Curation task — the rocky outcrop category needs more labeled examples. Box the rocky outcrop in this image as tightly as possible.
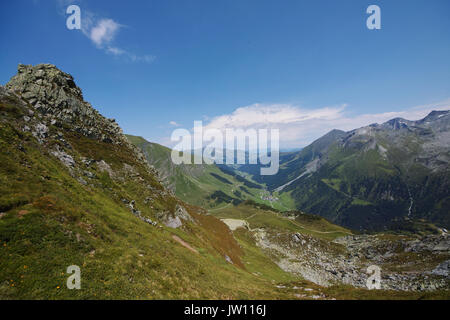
[2,63,165,177]
[332,234,450,290]
[5,64,150,166]
[253,228,449,291]
[123,199,158,226]
[7,64,122,143]
[432,260,450,277]
[156,204,194,229]
[255,229,366,287]
[50,147,75,167]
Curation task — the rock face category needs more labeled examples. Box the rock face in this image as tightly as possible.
[156,204,194,229]
[255,228,365,287]
[4,63,154,168]
[332,234,450,290]
[254,229,450,291]
[50,147,75,167]
[432,260,450,277]
[7,64,132,148]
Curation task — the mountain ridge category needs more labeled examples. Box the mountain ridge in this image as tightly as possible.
[263,110,450,231]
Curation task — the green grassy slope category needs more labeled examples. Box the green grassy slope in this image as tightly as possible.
[126,135,294,211]
[210,202,352,241]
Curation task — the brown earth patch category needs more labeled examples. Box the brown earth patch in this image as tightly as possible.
[172,235,199,254]
[17,210,29,218]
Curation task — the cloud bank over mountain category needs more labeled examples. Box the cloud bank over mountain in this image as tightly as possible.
[195,99,450,148]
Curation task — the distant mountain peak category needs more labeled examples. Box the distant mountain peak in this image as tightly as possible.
[422,110,450,121]
[327,128,347,135]
[382,117,412,130]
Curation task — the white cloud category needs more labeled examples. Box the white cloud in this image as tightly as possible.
[169,121,180,127]
[106,46,126,56]
[197,99,450,148]
[62,4,155,64]
[90,19,121,47]
[105,46,155,63]
[204,104,346,128]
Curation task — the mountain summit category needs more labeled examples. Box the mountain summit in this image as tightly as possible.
[6,64,128,146]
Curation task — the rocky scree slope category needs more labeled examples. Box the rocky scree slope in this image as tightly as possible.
[216,204,450,292]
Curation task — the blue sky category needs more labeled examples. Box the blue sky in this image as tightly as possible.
[1,0,449,148]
